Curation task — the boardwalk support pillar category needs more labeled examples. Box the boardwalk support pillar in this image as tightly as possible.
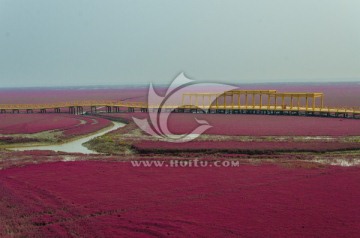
[90,106,97,114]
[76,106,83,115]
[69,107,76,114]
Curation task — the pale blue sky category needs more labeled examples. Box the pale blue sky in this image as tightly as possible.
[0,0,359,87]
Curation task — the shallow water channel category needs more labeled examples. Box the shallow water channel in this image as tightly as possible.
[12,122,125,154]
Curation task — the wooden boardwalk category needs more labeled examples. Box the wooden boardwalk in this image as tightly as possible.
[0,90,359,119]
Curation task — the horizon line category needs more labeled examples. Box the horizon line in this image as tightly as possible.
[0,80,359,90]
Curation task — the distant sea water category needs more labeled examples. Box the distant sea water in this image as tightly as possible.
[0,82,359,107]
